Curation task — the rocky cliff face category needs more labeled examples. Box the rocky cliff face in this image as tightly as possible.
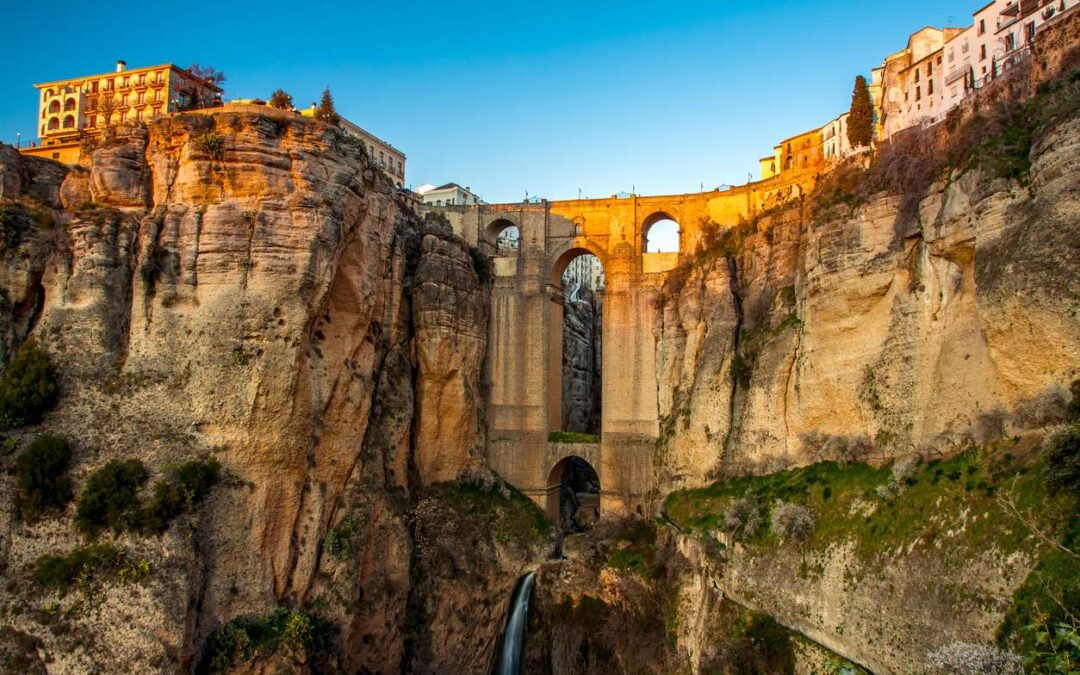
[655,114,1080,492]
[0,112,540,673]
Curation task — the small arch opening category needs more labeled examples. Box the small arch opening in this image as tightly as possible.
[643,213,680,253]
[62,115,75,129]
[485,218,520,253]
[64,97,77,112]
[48,100,61,114]
[47,117,60,131]
[546,456,600,533]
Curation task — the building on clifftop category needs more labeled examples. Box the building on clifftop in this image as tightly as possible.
[21,60,223,165]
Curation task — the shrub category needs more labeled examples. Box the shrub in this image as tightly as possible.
[0,340,60,428]
[193,132,226,160]
[892,457,919,484]
[0,202,33,250]
[139,458,220,535]
[1043,424,1080,496]
[32,543,149,596]
[771,502,814,543]
[75,459,149,536]
[201,607,331,674]
[925,642,1023,675]
[15,434,72,520]
[268,88,293,110]
[1069,379,1080,421]
[1023,620,1079,674]
[324,512,365,560]
[723,495,764,541]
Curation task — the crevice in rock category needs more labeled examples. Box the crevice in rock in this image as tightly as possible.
[723,254,745,466]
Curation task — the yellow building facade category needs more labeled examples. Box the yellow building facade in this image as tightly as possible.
[22,61,223,164]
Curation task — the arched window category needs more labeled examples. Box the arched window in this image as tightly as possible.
[48,100,61,114]
[64,98,76,111]
[47,117,60,131]
[62,115,75,129]
[44,88,54,98]
[642,213,680,253]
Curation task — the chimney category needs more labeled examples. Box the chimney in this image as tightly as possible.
[116,60,127,73]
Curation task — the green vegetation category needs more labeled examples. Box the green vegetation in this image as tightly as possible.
[139,458,221,535]
[847,75,873,148]
[200,607,332,674]
[1043,425,1079,496]
[268,88,293,110]
[606,520,663,581]
[75,457,220,537]
[324,512,365,560]
[314,87,340,125]
[424,477,552,544]
[193,132,226,160]
[15,434,72,520]
[31,543,149,596]
[665,447,1073,562]
[75,459,148,537]
[722,613,796,675]
[0,340,60,429]
[547,431,600,444]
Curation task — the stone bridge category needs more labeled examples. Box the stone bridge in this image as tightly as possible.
[435,173,812,517]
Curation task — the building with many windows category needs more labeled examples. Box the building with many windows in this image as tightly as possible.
[22,61,223,164]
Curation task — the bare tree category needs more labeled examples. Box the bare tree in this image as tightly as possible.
[178,64,226,110]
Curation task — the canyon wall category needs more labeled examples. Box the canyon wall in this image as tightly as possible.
[561,287,602,434]
[655,114,1080,492]
[0,111,542,673]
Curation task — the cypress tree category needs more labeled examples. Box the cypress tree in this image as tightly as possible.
[847,75,874,148]
[315,87,340,125]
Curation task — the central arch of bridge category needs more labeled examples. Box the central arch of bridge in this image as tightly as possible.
[437,177,811,517]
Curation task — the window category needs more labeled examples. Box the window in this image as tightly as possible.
[929,80,934,95]
[979,19,986,35]
[138,74,146,86]
[91,81,98,93]
[122,76,130,88]
[915,69,921,83]
[137,92,144,104]
[980,44,987,60]
[1005,33,1016,51]
[916,86,922,101]
[1025,22,1036,41]
[62,115,75,129]
[927,61,933,76]
[88,115,96,127]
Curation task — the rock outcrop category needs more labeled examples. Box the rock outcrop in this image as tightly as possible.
[655,114,1080,491]
[0,111,535,673]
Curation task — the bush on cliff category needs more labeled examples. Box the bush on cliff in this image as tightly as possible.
[0,340,60,429]
[200,607,333,674]
[31,543,150,597]
[15,434,72,520]
[138,458,220,535]
[75,459,149,537]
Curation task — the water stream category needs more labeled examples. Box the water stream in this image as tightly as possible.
[493,571,536,675]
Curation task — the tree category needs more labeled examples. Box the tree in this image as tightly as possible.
[179,64,226,111]
[269,89,293,110]
[847,75,874,148]
[314,87,340,125]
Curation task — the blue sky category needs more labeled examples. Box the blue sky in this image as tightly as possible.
[1,0,974,203]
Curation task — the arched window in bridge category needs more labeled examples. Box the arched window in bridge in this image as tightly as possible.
[643,213,680,253]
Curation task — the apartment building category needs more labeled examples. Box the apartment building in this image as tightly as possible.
[23,61,223,164]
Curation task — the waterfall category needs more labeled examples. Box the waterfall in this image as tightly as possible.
[493,572,536,675]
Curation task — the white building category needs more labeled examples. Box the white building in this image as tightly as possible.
[821,113,852,162]
[562,255,604,292]
[417,183,484,207]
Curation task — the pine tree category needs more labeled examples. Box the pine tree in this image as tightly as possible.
[315,87,340,125]
[847,75,874,148]
[269,89,293,110]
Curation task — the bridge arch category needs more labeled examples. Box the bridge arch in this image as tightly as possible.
[483,217,521,254]
[549,243,607,287]
[545,455,600,531]
[641,210,681,253]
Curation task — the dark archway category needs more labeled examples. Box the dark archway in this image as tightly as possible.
[546,456,600,533]
[550,249,603,435]
[485,218,520,253]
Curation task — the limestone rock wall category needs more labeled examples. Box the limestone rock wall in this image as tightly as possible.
[0,111,509,672]
[655,115,1080,491]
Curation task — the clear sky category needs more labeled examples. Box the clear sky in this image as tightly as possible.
[1,0,975,203]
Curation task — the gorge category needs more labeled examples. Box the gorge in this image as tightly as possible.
[0,14,1078,675]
